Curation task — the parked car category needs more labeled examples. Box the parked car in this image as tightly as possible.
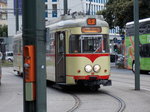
[5,51,13,62]
[115,55,125,68]
[0,52,2,60]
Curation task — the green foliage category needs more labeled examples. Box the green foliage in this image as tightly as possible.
[1,60,13,67]
[0,25,8,37]
[97,0,150,30]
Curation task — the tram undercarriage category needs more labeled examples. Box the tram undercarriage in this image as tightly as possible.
[75,79,111,91]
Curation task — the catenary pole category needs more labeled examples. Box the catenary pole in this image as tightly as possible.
[16,0,19,32]
[64,0,68,14]
[134,0,140,90]
[22,0,47,112]
[88,0,92,15]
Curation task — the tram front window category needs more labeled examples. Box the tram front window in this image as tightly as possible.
[70,35,109,53]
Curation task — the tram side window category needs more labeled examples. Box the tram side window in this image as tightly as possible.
[70,35,81,53]
[103,35,110,53]
[19,40,22,54]
[140,44,150,57]
[46,33,55,54]
[13,40,19,54]
[58,33,65,53]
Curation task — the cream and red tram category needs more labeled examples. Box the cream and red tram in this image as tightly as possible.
[46,15,111,90]
[13,15,111,90]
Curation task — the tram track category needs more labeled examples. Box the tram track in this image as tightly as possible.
[66,89,126,112]
[66,93,81,112]
[102,91,126,112]
[47,84,81,112]
[44,82,127,112]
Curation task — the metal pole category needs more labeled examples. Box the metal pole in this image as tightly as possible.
[35,0,47,111]
[134,0,140,90]
[64,0,68,14]
[88,0,92,15]
[16,0,19,32]
[22,0,46,111]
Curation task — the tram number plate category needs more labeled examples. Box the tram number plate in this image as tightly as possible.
[89,76,97,80]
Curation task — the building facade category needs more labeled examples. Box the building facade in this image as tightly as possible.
[0,0,8,53]
[0,0,7,25]
[7,0,22,37]
[46,0,108,21]
[7,0,22,51]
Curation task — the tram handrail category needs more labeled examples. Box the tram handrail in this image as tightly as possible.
[57,55,64,65]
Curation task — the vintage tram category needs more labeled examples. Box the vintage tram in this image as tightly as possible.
[13,14,111,90]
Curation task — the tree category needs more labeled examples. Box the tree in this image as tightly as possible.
[97,0,150,30]
[0,25,8,37]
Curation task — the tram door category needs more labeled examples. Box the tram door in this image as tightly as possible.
[55,32,66,83]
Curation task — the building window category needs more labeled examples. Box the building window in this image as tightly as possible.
[94,5,95,14]
[45,11,48,18]
[52,11,57,17]
[96,5,98,11]
[45,4,48,18]
[86,3,88,12]
[52,0,57,2]
[91,4,93,15]
[52,4,57,17]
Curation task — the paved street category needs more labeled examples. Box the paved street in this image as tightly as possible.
[0,66,150,112]
[0,67,23,112]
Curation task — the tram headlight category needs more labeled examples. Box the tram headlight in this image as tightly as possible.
[93,64,101,72]
[85,65,92,73]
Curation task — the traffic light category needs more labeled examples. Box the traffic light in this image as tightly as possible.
[113,37,118,43]
[114,45,118,52]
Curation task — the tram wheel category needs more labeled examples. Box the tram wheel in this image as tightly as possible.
[132,62,149,74]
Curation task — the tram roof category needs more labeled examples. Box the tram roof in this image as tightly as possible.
[46,14,109,30]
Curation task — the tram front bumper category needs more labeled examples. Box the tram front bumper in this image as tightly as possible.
[76,79,112,87]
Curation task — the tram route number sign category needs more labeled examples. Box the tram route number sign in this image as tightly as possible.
[87,18,96,25]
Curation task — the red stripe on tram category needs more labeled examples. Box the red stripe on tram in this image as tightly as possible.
[66,53,110,63]
[67,75,110,80]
